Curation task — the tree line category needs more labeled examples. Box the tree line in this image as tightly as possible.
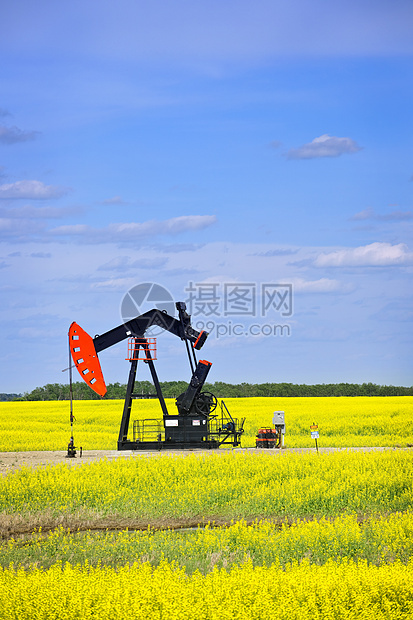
[0,393,21,402]
[4,381,413,401]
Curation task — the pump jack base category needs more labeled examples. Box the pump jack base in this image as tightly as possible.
[118,439,224,451]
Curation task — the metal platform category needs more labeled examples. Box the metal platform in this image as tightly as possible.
[129,401,245,451]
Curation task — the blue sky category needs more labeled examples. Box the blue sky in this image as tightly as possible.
[1,0,412,393]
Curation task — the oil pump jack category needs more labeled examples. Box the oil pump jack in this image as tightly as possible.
[69,301,245,450]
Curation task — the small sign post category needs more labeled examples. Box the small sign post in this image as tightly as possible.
[310,423,319,453]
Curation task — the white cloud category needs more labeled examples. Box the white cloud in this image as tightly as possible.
[0,213,216,244]
[292,277,348,293]
[0,218,46,238]
[269,140,282,149]
[111,215,216,237]
[98,255,168,271]
[101,195,127,205]
[157,243,203,253]
[91,277,135,291]
[50,215,216,242]
[0,180,69,200]
[0,125,39,144]
[351,207,413,222]
[30,252,52,258]
[49,224,89,235]
[350,207,377,221]
[0,205,83,219]
[3,0,413,61]
[314,242,413,267]
[252,248,298,257]
[286,134,362,160]
[183,273,348,295]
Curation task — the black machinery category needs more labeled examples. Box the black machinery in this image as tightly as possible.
[69,301,244,450]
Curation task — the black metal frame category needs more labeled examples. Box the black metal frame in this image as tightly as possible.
[118,336,244,450]
[118,337,169,449]
[71,300,244,451]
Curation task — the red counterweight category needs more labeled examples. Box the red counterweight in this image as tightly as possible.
[68,322,107,397]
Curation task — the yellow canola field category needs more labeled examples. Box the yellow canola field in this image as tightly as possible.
[0,398,412,620]
[1,450,412,521]
[0,396,412,451]
[1,558,413,620]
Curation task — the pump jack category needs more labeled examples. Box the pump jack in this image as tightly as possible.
[69,301,244,450]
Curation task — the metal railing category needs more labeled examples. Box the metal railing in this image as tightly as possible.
[133,418,164,443]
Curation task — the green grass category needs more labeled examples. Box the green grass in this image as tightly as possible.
[2,512,413,573]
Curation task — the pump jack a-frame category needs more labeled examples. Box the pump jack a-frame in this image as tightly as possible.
[69,301,244,450]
